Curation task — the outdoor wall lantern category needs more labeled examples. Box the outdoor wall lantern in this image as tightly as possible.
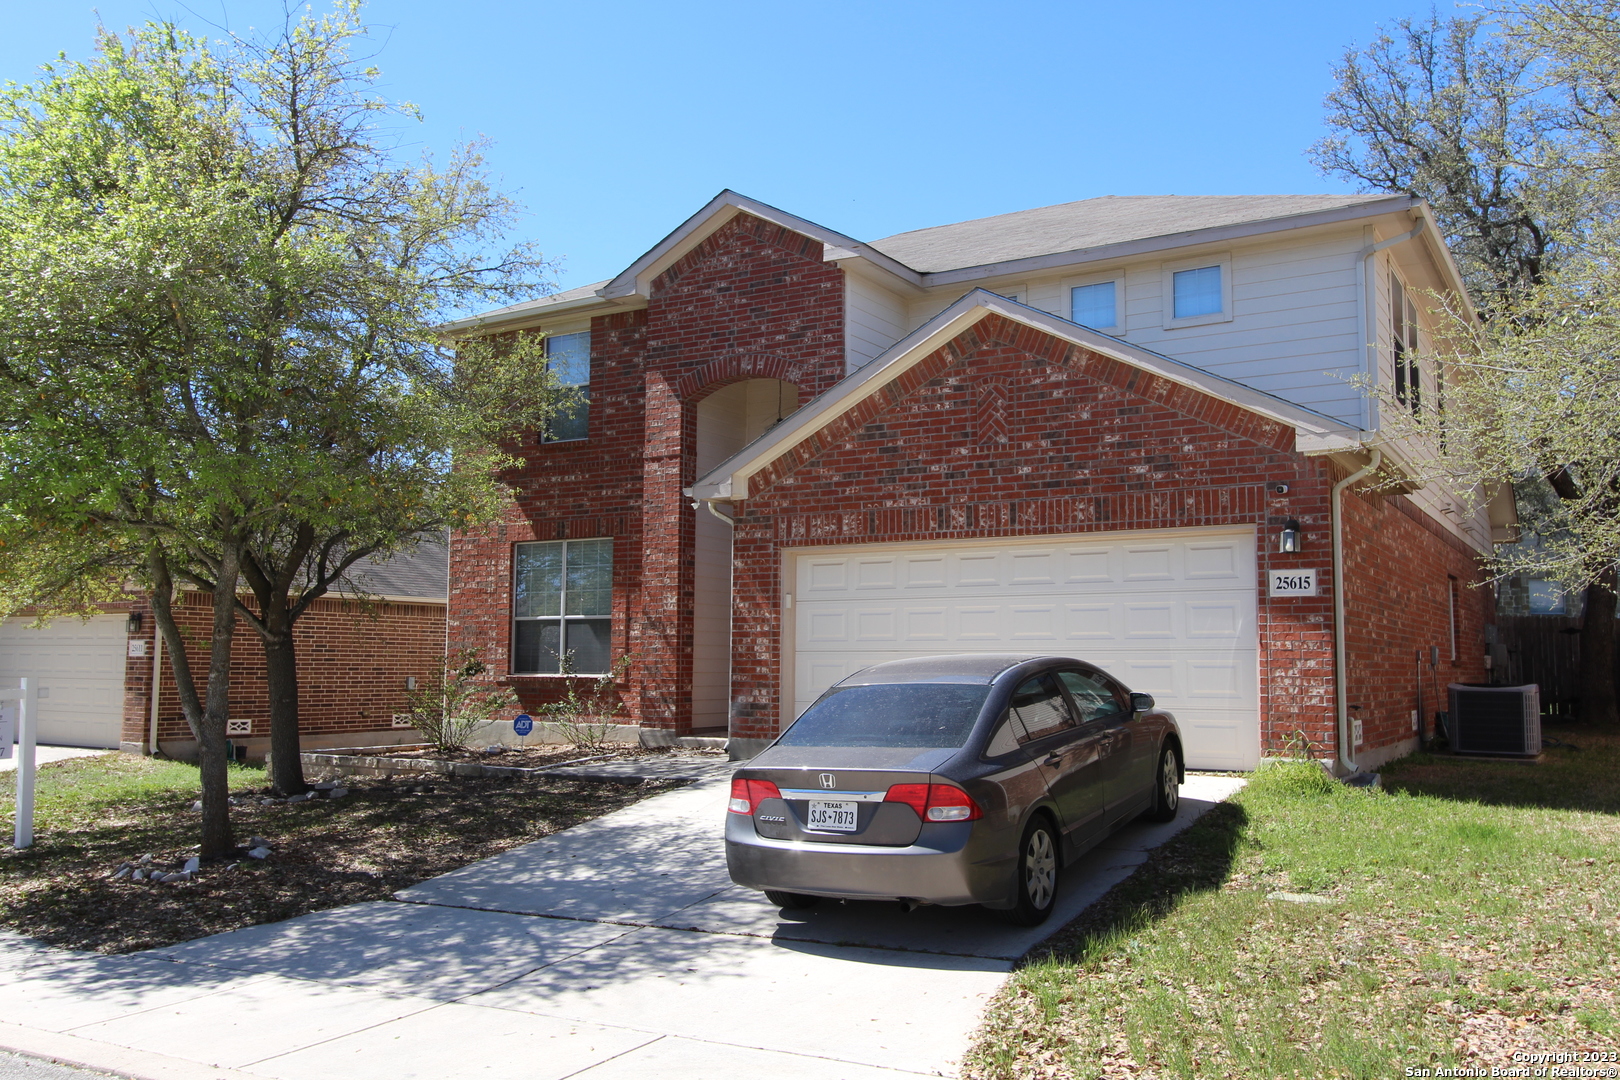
[126,611,143,634]
[1279,518,1303,553]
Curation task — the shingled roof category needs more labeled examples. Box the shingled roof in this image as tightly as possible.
[336,534,449,601]
[867,194,1397,273]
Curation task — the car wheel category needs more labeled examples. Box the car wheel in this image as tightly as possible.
[1003,817,1060,927]
[1144,743,1181,822]
[763,889,820,910]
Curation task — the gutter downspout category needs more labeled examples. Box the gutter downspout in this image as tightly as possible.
[1358,216,1427,431]
[1332,447,1381,776]
[698,499,736,527]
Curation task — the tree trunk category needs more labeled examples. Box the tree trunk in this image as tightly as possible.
[1579,566,1618,726]
[264,622,306,796]
[148,542,239,859]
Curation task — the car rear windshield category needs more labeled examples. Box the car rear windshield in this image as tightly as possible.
[777,683,992,748]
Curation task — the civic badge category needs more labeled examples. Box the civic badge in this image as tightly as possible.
[819,773,837,789]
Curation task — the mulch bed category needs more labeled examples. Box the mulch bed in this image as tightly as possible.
[0,771,679,955]
[379,744,725,767]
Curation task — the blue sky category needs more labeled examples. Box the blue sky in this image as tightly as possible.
[1,0,1439,292]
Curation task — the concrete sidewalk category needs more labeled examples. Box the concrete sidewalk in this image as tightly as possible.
[0,774,1243,1080]
[0,747,108,773]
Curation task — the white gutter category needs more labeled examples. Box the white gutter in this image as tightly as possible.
[1331,447,1381,775]
[698,499,736,527]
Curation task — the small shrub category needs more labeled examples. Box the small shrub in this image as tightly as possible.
[402,649,517,752]
[539,653,631,754]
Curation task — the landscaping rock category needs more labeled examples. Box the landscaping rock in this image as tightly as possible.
[111,866,131,881]
[138,854,153,865]
[225,863,239,871]
[191,801,203,811]
[326,787,348,799]
[182,857,200,874]
[1266,891,1336,904]
[149,871,168,883]
[247,836,270,849]
[287,791,316,803]
[131,869,146,881]
[247,846,271,860]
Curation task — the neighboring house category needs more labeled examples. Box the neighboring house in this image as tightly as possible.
[447,190,1514,772]
[0,539,449,757]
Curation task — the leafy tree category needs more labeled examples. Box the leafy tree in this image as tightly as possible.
[1310,11,1576,302]
[0,5,557,853]
[1320,3,1620,723]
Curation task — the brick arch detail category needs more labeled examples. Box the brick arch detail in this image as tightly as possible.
[675,353,814,404]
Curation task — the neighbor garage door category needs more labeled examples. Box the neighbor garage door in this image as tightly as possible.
[0,615,127,748]
[790,528,1259,770]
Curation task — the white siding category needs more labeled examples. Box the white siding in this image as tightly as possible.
[844,271,907,373]
[903,227,1371,427]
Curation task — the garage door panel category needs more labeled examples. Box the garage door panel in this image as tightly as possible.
[0,615,126,749]
[792,530,1260,770]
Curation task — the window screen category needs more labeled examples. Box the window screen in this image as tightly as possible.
[513,538,612,673]
[543,331,590,442]
[1010,674,1074,740]
[1071,281,1117,329]
[1172,266,1222,319]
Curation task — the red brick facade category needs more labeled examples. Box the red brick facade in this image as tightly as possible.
[119,590,446,756]
[448,212,1491,768]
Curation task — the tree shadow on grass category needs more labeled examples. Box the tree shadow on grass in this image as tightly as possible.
[1379,721,1620,815]
[1019,800,1250,967]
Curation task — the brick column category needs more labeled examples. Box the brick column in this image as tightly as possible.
[635,373,695,733]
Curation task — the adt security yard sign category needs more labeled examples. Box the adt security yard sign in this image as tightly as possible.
[1269,569,1320,597]
[513,714,534,737]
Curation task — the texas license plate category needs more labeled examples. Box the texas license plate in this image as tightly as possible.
[806,800,858,832]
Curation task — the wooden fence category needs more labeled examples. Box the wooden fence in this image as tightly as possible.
[1495,615,1619,716]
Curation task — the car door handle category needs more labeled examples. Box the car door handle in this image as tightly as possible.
[1043,751,1065,766]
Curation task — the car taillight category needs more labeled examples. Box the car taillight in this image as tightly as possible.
[883,783,982,822]
[728,778,782,815]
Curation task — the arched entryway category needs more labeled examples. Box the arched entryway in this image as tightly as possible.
[692,378,799,733]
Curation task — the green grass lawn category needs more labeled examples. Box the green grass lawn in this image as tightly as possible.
[965,724,1620,1079]
[0,752,671,952]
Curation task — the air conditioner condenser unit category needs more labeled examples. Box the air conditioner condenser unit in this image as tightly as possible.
[1446,683,1541,757]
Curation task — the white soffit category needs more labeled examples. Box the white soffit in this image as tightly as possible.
[689,290,1365,501]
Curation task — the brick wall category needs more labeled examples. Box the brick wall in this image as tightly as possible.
[729,313,1350,757]
[1341,481,1492,764]
[448,212,846,732]
[119,590,446,753]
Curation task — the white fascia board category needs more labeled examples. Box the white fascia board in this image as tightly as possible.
[601,190,924,300]
[688,289,1363,501]
[915,196,1420,287]
[438,289,635,337]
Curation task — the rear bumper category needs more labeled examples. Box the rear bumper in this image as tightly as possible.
[724,813,1016,907]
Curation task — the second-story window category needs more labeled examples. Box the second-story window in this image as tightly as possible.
[542,331,590,442]
[1071,281,1117,329]
[1391,274,1421,415]
[1172,265,1223,319]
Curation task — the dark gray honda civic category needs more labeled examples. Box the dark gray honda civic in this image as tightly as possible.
[726,654,1184,926]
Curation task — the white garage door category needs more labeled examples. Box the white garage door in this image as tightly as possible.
[790,528,1260,770]
[0,615,127,748]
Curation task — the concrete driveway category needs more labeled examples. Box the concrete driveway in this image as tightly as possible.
[0,773,1243,1080]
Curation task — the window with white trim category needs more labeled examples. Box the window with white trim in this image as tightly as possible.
[541,331,590,442]
[1391,273,1421,415]
[1161,254,1233,328]
[512,538,613,674]
[1071,280,1117,330]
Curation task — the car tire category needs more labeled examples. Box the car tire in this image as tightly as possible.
[1003,816,1060,927]
[1143,743,1181,822]
[763,889,820,910]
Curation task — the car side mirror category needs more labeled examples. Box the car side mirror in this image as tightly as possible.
[1130,692,1155,713]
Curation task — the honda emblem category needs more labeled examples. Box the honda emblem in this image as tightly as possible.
[819,773,836,789]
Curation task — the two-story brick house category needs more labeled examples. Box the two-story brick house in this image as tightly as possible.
[446,190,1512,773]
